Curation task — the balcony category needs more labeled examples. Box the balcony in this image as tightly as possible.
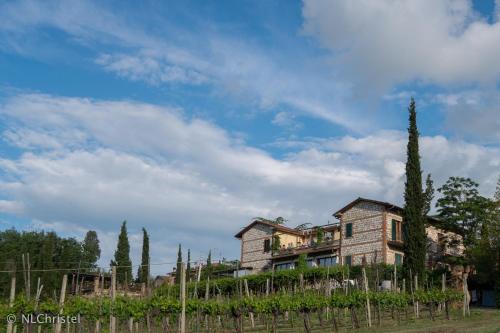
[272,238,340,258]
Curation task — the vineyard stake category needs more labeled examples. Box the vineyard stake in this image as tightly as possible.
[110,266,116,333]
[362,267,372,327]
[6,276,16,333]
[414,274,419,319]
[180,262,186,333]
[244,279,255,328]
[54,274,67,333]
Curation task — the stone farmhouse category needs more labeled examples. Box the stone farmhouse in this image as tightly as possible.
[235,197,463,274]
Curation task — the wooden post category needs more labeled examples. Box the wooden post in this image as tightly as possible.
[266,278,270,296]
[414,275,419,319]
[75,261,81,295]
[54,274,67,333]
[180,263,186,333]
[393,264,397,292]
[439,274,445,313]
[94,275,100,295]
[244,280,255,328]
[462,272,469,317]
[6,277,16,333]
[362,267,372,327]
[110,266,117,333]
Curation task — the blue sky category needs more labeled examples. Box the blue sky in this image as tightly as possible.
[0,0,499,273]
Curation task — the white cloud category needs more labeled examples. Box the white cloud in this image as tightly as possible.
[0,0,372,132]
[302,0,500,88]
[0,93,498,274]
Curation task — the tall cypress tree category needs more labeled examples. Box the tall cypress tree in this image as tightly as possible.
[114,221,132,284]
[402,98,427,282]
[206,250,212,280]
[175,244,182,284]
[186,249,191,283]
[137,228,149,284]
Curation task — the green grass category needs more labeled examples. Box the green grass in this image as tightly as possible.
[234,307,500,333]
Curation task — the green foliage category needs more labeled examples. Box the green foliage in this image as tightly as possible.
[0,229,86,298]
[436,176,496,247]
[114,221,132,284]
[186,249,191,283]
[315,227,325,244]
[271,235,281,253]
[137,228,150,284]
[82,230,101,269]
[423,173,434,216]
[296,254,307,271]
[402,97,427,282]
[175,244,182,285]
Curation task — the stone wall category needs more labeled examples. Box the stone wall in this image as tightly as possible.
[425,225,464,258]
[341,202,385,265]
[241,223,273,273]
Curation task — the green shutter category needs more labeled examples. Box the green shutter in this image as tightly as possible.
[395,253,402,265]
[391,220,397,241]
[345,255,352,266]
[346,223,353,238]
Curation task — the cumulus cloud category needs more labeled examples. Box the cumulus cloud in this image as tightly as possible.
[434,90,500,143]
[0,93,498,273]
[302,0,500,89]
[0,0,372,132]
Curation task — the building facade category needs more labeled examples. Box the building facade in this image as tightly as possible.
[235,197,463,273]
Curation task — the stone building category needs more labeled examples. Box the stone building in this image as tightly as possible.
[235,197,463,274]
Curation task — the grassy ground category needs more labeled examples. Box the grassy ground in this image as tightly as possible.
[235,307,500,333]
[354,308,500,333]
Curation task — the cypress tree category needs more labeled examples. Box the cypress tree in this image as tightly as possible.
[114,221,132,284]
[186,249,191,282]
[206,250,212,279]
[175,244,182,284]
[402,98,427,282]
[137,228,149,284]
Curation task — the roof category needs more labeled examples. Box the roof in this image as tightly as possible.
[234,219,303,238]
[333,197,403,218]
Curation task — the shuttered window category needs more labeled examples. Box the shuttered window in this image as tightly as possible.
[391,219,402,241]
[395,253,403,265]
[344,255,352,266]
[264,239,271,252]
[346,223,353,238]
[392,219,397,240]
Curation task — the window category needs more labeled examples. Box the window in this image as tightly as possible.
[306,259,316,268]
[275,262,294,270]
[395,253,403,265]
[263,239,271,252]
[345,223,353,238]
[318,256,337,267]
[344,255,352,266]
[391,219,402,241]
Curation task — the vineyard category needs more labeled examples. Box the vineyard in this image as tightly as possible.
[0,265,473,333]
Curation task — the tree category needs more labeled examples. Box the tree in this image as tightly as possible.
[436,177,493,247]
[186,249,191,283]
[206,250,212,280]
[470,177,500,308]
[297,254,307,271]
[137,228,149,284]
[254,216,287,225]
[402,98,427,282]
[114,221,132,284]
[315,227,325,244]
[82,230,100,269]
[175,244,182,284]
[271,235,281,253]
[423,173,434,216]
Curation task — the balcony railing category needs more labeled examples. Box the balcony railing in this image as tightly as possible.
[272,239,340,257]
